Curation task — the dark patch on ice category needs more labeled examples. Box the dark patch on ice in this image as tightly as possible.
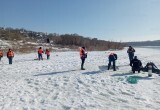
[99,65,119,71]
[82,70,102,75]
[81,65,112,74]
[111,72,134,76]
[62,105,71,110]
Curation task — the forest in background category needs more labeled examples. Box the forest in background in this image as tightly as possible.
[0,27,124,52]
[125,40,160,46]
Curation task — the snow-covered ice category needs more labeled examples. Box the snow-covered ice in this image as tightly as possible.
[0,47,160,110]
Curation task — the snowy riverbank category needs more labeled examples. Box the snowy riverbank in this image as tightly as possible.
[0,47,160,110]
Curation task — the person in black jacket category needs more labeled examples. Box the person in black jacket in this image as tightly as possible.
[108,53,117,71]
[127,46,135,64]
[130,56,142,73]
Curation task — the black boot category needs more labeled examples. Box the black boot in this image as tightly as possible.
[108,64,110,70]
[81,65,85,70]
[81,66,85,70]
[108,61,111,70]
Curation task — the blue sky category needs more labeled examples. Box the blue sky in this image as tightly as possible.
[0,0,160,41]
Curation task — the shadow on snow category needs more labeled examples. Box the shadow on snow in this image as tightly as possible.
[34,69,77,76]
[82,70,104,75]
[111,72,135,76]
[112,72,154,80]
[82,65,108,75]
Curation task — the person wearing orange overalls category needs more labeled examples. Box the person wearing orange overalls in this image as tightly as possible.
[45,49,50,60]
[80,47,87,70]
[38,47,43,60]
[7,49,14,64]
[0,49,3,62]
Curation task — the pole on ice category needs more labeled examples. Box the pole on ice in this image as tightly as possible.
[148,65,152,77]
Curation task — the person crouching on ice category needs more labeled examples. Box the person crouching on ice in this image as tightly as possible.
[108,52,117,71]
[7,49,14,64]
[130,56,142,73]
[45,49,50,60]
[0,49,3,62]
[80,47,87,70]
[38,47,43,60]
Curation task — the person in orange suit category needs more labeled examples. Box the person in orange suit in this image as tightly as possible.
[7,49,14,64]
[38,47,43,60]
[45,49,50,60]
[0,49,3,62]
[80,47,87,70]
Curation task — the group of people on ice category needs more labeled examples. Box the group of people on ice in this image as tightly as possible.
[0,46,160,75]
[37,47,50,60]
[0,47,50,64]
[127,46,159,75]
[79,46,136,71]
[79,46,160,76]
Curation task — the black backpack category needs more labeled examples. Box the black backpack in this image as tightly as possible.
[142,62,160,74]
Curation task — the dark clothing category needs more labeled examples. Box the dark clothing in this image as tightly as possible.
[128,53,134,63]
[108,60,116,71]
[47,55,50,60]
[81,54,86,70]
[108,53,117,71]
[109,54,117,61]
[0,57,1,61]
[37,47,43,60]
[81,58,85,70]
[8,57,13,64]
[127,48,135,63]
[45,49,50,60]
[130,59,142,73]
[38,53,43,60]
[80,47,87,70]
[142,62,160,74]
[47,38,50,43]
[7,49,14,64]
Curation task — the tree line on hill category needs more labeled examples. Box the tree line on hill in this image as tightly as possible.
[125,40,160,46]
[0,27,125,51]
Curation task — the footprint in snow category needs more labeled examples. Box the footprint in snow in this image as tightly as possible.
[117,98,129,103]
[134,97,146,101]
[121,91,134,96]
[53,83,59,87]
[108,90,115,95]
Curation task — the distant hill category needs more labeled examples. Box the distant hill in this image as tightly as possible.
[125,40,160,46]
[0,27,124,52]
